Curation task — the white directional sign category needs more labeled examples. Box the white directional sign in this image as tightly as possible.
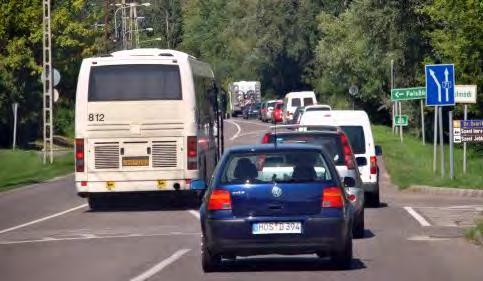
[455,85,477,104]
[425,64,455,106]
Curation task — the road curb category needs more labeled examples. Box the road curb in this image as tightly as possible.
[407,185,483,198]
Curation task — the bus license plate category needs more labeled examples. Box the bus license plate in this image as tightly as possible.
[122,156,149,167]
[252,222,302,234]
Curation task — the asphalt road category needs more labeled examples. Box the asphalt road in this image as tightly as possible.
[1,118,482,281]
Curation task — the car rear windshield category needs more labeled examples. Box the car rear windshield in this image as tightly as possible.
[306,107,330,112]
[267,102,276,108]
[291,98,301,107]
[303,97,314,106]
[340,126,366,154]
[267,133,345,165]
[275,103,283,109]
[88,64,182,101]
[221,150,333,184]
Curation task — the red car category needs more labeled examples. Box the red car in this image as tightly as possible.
[271,102,284,123]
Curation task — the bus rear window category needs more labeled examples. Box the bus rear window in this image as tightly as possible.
[88,64,182,101]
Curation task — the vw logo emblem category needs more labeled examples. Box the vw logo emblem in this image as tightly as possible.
[271,186,282,198]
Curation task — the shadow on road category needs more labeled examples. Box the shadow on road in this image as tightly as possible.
[215,256,366,272]
[365,202,388,209]
[86,192,201,212]
[357,229,376,239]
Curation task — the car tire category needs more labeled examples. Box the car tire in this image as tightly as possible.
[367,187,380,207]
[332,235,352,270]
[201,242,221,272]
[353,209,365,239]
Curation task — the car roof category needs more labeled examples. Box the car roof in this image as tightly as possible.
[227,143,324,153]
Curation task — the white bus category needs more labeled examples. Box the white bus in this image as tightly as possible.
[75,49,224,209]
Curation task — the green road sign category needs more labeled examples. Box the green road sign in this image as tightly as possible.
[394,115,408,126]
[391,87,426,101]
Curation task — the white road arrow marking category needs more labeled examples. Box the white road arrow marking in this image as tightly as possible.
[444,68,449,101]
[429,69,442,102]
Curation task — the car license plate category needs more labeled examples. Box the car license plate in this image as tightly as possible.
[252,222,302,234]
[122,156,149,167]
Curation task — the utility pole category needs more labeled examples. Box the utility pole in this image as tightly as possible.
[121,0,127,49]
[133,4,140,48]
[42,0,54,164]
[104,0,109,42]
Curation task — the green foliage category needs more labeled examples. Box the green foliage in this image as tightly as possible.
[420,0,483,118]
[373,125,483,189]
[0,149,73,191]
[0,0,103,148]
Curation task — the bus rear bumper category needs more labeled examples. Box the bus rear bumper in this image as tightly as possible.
[76,179,198,194]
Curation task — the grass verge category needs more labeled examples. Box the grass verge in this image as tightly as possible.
[373,125,483,189]
[0,149,73,192]
[465,221,483,245]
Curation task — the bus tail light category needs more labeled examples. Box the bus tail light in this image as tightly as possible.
[370,156,377,174]
[187,136,197,170]
[340,133,355,170]
[208,189,232,210]
[321,187,344,208]
[75,138,85,172]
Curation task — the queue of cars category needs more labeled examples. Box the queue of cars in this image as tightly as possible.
[197,91,382,272]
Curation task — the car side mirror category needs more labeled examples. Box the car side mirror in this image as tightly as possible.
[375,145,382,156]
[356,156,367,166]
[343,177,356,188]
[190,179,207,190]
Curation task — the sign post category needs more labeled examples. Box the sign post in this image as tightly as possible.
[420,100,425,145]
[454,85,477,174]
[425,64,455,177]
[12,103,18,150]
[449,111,454,180]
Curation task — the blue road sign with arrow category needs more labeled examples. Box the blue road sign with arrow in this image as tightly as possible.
[425,64,455,106]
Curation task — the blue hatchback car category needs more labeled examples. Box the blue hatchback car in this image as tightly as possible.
[197,144,354,272]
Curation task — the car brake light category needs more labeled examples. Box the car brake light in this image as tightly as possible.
[261,133,271,144]
[370,156,377,174]
[75,138,84,172]
[187,136,197,170]
[340,133,355,170]
[322,187,344,208]
[208,189,232,210]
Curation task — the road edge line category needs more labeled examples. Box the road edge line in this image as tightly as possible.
[130,248,191,281]
[403,206,431,227]
[0,203,88,234]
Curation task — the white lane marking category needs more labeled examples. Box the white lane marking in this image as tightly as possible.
[407,235,450,241]
[0,203,88,234]
[0,232,201,245]
[233,119,271,127]
[188,210,200,219]
[225,119,242,141]
[404,206,431,227]
[130,249,191,281]
[237,130,268,138]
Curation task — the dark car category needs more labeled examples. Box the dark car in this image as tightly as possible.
[242,103,261,119]
[261,125,365,238]
[197,144,354,272]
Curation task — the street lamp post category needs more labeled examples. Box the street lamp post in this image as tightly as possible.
[112,2,151,49]
[139,37,162,46]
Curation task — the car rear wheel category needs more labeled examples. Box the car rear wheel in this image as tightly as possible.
[353,209,365,238]
[366,187,380,207]
[331,235,352,269]
[201,242,221,272]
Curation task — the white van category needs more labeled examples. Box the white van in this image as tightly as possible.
[282,91,317,123]
[75,49,223,209]
[300,110,381,206]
